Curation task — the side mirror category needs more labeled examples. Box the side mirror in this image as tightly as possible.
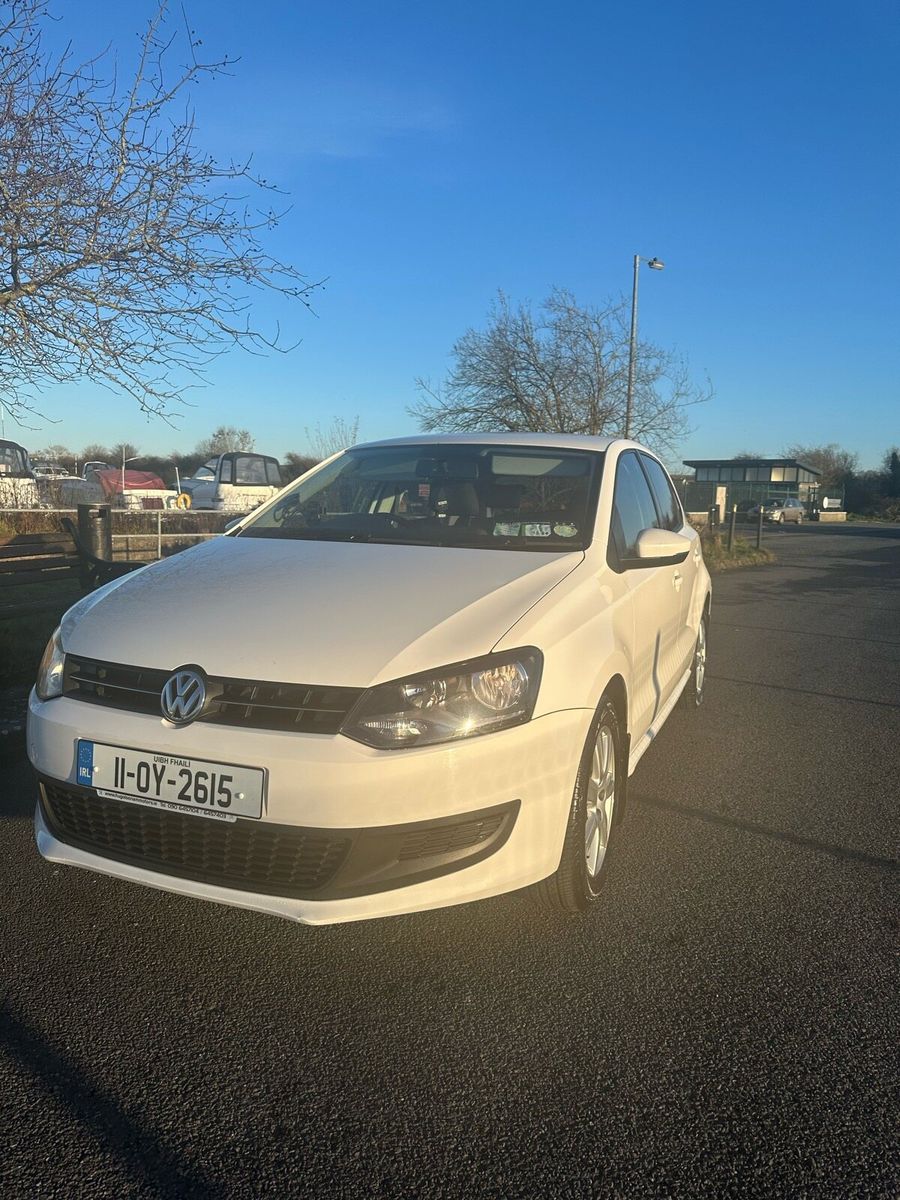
[625,527,691,569]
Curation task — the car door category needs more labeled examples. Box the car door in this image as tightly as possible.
[608,451,684,743]
[639,452,699,679]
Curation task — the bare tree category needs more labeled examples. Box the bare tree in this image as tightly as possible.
[305,415,359,459]
[79,442,113,463]
[194,425,254,456]
[31,441,71,463]
[782,443,858,489]
[109,440,140,463]
[282,450,319,481]
[0,1,318,423]
[411,289,710,457]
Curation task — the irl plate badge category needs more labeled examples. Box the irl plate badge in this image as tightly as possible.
[77,740,94,786]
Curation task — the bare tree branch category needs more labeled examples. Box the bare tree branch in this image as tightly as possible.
[411,288,711,458]
[0,0,320,422]
[304,415,359,459]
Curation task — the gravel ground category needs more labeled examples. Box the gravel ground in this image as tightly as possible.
[1,521,897,1199]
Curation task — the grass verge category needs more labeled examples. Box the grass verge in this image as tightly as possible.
[701,535,775,572]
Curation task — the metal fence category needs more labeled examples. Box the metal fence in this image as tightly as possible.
[0,508,231,562]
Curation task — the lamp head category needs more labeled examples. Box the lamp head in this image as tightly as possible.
[647,257,665,271]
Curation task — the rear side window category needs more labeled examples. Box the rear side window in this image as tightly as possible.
[609,451,658,563]
[639,454,684,532]
[219,458,233,483]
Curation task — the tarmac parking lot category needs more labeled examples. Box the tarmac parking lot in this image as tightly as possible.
[1,522,898,1198]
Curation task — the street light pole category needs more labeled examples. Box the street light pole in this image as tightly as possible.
[625,254,664,439]
[121,451,140,499]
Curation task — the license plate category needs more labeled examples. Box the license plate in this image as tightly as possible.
[76,741,265,822]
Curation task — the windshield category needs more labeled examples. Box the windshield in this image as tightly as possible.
[239,443,601,551]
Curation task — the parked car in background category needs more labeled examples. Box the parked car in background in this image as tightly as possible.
[178,452,283,512]
[750,497,805,524]
[0,439,41,508]
[30,434,711,925]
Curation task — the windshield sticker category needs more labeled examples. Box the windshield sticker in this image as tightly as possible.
[493,522,521,537]
[523,523,552,537]
[418,483,431,498]
[553,523,578,538]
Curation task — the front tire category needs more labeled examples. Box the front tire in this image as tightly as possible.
[534,698,624,914]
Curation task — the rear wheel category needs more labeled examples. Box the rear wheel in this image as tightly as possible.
[534,698,623,914]
[683,611,708,707]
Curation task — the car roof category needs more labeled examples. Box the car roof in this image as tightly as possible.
[353,432,626,453]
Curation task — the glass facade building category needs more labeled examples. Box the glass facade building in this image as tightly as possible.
[679,458,821,512]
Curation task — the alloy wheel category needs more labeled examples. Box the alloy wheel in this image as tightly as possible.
[585,724,616,879]
[694,619,707,698]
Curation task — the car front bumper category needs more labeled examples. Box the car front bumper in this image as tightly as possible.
[28,691,592,924]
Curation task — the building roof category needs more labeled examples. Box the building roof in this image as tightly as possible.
[683,457,820,474]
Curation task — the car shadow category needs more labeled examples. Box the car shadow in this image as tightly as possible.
[636,792,899,874]
[0,1003,218,1197]
[0,760,39,819]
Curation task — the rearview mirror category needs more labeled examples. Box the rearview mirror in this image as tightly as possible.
[625,527,691,569]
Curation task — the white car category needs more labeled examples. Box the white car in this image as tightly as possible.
[28,435,711,925]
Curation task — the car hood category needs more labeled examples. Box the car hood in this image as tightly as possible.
[62,535,583,687]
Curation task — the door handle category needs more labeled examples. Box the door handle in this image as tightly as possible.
[673,572,683,592]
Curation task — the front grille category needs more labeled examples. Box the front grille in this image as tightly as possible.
[63,655,363,735]
[41,783,352,898]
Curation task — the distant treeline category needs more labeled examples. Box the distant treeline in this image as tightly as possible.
[29,424,325,490]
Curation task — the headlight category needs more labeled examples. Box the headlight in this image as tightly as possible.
[36,627,66,700]
[341,648,543,750]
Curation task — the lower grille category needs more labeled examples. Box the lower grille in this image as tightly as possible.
[397,813,506,860]
[41,783,351,898]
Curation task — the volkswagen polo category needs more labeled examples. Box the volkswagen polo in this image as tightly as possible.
[28,435,711,924]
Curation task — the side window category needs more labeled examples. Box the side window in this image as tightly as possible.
[219,458,233,484]
[609,451,659,564]
[640,454,684,532]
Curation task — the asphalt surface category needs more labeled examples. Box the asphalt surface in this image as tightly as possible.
[1,522,898,1198]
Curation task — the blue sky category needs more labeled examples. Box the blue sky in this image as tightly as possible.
[12,0,899,468]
